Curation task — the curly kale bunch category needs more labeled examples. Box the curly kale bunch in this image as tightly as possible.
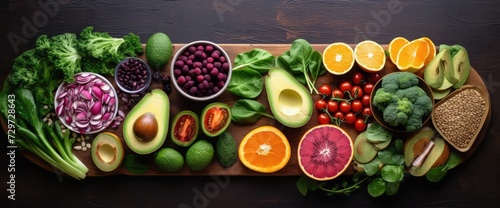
[372,72,433,132]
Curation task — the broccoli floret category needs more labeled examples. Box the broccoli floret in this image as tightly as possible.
[372,88,395,111]
[372,72,433,132]
[47,33,82,83]
[395,86,427,103]
[79,26,143,63]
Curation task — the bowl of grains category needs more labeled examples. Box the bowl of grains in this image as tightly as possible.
[431,85,490,152]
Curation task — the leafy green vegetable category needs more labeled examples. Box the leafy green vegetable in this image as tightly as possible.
[124,154,150,174]
[364,158,381,176]
[233,48,274,73]
[367,178,386,197]
[6,89,88,180]
[385,182,400,196]
[378,146,404,165]
[79,26,142,75]
[366,123,393,143]
[276,39,326,94]
[231,99,274,124]
[426,151,462,182]
[297,172,369,197]
[44,33,82,83]
[381,165,404,183]
[227,68,263,98]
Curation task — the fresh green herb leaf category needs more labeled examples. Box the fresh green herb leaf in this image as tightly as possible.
[231,99,274,124]
[227,68,263,98]
[426,165,448,182]
[381,165,404,183]
[447,151,462,170]
[276,39,324,94]
[233,49,274,73]
[367,178,386,197]
[386,182,400,196]
[296,175,309,196]
[366,123,393,143]
[394,138,404,153]
[124,154,150,174]
[364,158,381,176]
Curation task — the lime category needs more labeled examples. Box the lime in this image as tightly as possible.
[186,140,214,171]
[145,32,173,70]
[154,148,184,172]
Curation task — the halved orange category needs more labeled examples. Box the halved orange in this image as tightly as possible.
[419,37,436,66]
[354,40,386,72]
[322,42,355,75]
[396,39,430,73]
[388,37,409,65]
[238,126,291,173]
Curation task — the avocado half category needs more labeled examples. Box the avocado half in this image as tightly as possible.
[265,67,313,128]
[123,89,169,155]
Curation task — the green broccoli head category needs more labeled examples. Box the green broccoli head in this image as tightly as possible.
[374,72,433,132]
[48,33,82,83]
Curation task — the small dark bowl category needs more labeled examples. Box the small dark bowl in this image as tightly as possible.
[370,73,434,133]
[114,57,152,94]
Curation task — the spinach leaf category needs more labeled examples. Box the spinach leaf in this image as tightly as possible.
[367,178,386,197]
[233,49,274,74]
[381,165,404,183]
[364,158,381,176]
[276,39,324,94]
[227,68,263,98]
[426,165,448,182]
[15,89,42,131]
[386,182,400,196]
[231,99,274,124]
[366,123,392,143]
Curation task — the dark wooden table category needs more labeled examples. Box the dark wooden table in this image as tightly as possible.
[2,1,500,207]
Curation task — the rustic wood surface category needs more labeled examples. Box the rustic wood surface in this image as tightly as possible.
[2,1,500,207]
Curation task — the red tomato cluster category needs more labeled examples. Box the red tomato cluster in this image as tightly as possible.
[316,72,381,132]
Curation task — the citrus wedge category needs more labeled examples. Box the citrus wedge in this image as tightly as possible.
[322,42,355,75]
[396,39,430,73]
[419,37,436,66]
[388,37,409,65]
[238,126,291,173]
[354,40,386,72]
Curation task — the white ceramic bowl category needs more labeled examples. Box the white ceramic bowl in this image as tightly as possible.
[54,72,118,134]
[170,40,232,101]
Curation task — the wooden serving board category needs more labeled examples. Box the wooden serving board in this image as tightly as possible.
[6,44,491,177]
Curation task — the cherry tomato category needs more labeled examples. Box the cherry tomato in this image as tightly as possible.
[352,72,365,85]
[339,101,351,113]
[361,94,371,107]
[351,100,363,113]
[350,86,363,99]
[364,83,374,95]
[340,81,352,93]
[318,113,331,124]
[370,73,382,84]
[362,107,372,117]
[318,84,332,97]
[315,99,327,111]
[344,112,356,125]
[332,89,344,99]
[354,118,367,131]
[327,100,338,114]
[334,111,344,120]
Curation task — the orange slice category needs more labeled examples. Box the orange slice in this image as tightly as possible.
[396,39,430,73]
[388,37,409,65]
[322,42,355,75]
[354,40,386,72]
[238,126,291,173]
[418,37,436,66]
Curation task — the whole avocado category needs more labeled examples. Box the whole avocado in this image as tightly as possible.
[145,33,173,70]
[216,132,237,167]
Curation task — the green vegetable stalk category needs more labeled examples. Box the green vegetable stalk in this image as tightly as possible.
[0,89,88,180]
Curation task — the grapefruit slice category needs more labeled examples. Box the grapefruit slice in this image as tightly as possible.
[298,124,354,181]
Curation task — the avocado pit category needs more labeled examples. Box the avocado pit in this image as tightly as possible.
[133,112,159,142]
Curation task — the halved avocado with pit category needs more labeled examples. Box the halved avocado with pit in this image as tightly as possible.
[123,89,169,155]
[201,102,231,137]
[171,110,199,147]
